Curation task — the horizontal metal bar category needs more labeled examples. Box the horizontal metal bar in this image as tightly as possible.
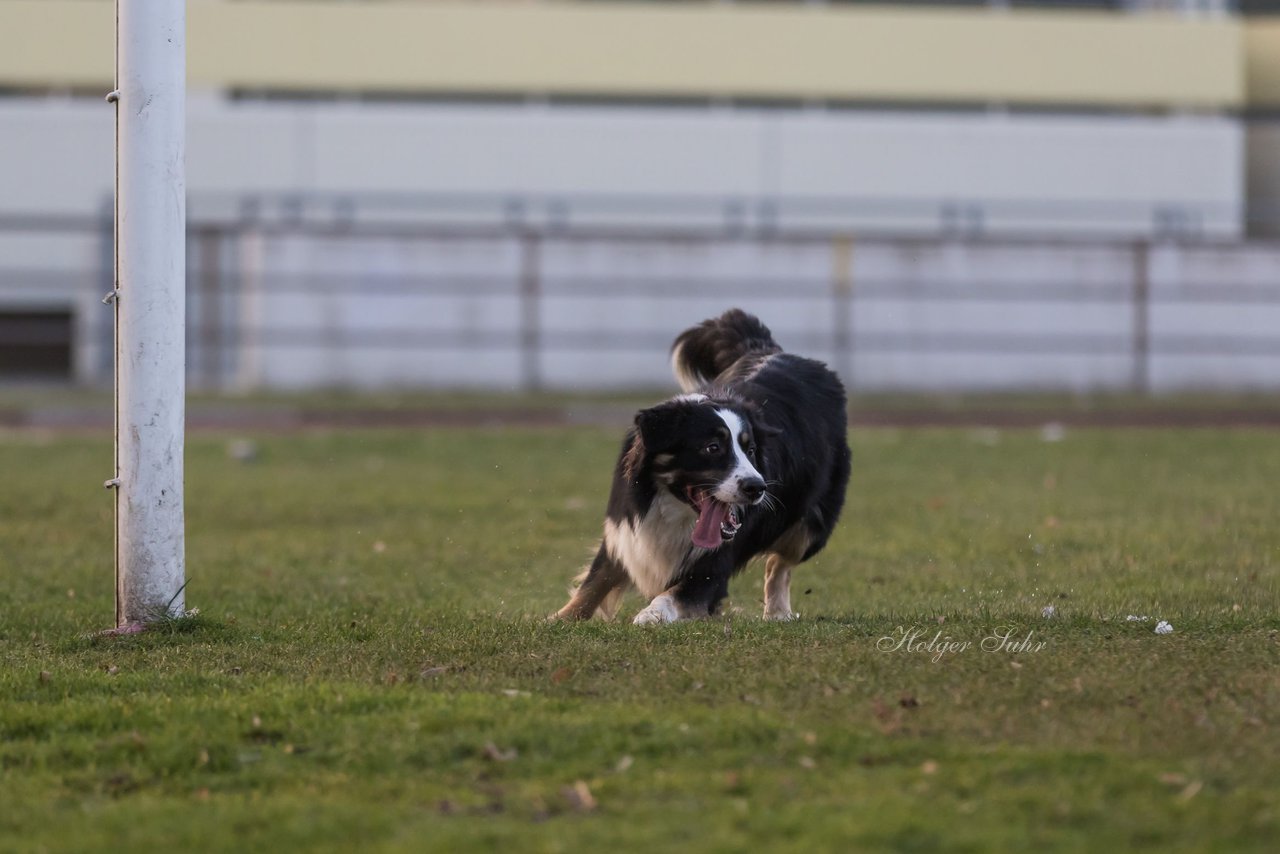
[202,189,1241,218]
[0,209,1275,248]
[202,327,1280,358]
[9,264,1280,306]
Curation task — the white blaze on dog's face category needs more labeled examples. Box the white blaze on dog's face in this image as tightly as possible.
[635,399,768,551]
[712,408,764,505]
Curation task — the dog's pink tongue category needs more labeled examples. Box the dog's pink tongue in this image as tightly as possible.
[691,497,729,549]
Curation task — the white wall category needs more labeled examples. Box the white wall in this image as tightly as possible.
[1149,242,1280,390]
[0,97,1245,237]
[235,232,526,389]
[234,232,1280,393]
[3,96,1271,393]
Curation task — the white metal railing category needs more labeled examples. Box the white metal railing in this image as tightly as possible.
[4,198,1280,393]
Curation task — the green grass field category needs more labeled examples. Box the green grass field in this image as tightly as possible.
[2,423,1278,852]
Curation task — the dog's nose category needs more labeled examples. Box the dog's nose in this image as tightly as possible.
[740,477,765,503]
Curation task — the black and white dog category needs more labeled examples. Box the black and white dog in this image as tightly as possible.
[555,309,850,624]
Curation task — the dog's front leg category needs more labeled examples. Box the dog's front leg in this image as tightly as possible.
[632,590,686,625]
[633,566,730,625]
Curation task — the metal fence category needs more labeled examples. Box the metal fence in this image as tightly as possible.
[3,196,1280,392]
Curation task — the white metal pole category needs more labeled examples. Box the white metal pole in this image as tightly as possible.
[112,0,187,626]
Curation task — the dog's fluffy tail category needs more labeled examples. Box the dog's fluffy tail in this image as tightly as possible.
[670,309,782,392]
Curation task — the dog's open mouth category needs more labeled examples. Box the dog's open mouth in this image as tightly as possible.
[687,488,741,549]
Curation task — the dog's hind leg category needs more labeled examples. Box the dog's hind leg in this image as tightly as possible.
[553,545,629,621]
[763,554,796,621]
[594,582,627,621]
[764,521,811,621]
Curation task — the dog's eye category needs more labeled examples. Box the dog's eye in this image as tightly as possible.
[746,444,757,458]
[702,442,721,455]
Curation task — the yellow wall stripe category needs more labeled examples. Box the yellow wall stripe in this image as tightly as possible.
[0,1,1246,109]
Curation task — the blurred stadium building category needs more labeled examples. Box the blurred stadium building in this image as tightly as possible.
[2,0,1280,391]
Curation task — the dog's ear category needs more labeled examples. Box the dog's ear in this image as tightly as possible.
[634,403,687,453]
[744,403,782,443]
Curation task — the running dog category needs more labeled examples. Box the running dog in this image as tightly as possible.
[554,309,850,624]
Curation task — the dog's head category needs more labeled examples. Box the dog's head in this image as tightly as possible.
[632,393,775,550]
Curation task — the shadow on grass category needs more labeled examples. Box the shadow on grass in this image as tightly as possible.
[62,613,240,653]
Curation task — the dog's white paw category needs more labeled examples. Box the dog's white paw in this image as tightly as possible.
[763,610,799,622]
[633,593,680,625]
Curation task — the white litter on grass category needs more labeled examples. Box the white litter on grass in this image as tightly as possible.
[1040,422,1067,443]
[1126,615,1150,622]
[1041,605,1056,618]
[1155,621,1174,635]
[970,428,1001,447]
[227,439,258,463]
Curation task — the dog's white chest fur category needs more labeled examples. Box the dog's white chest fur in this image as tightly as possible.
[604,491,698,599]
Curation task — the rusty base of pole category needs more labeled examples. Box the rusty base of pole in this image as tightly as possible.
[97,622,147,637]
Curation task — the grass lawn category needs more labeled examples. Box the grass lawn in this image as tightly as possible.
[2,423,1278,852]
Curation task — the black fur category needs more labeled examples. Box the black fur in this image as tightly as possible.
[555,309,850,623]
